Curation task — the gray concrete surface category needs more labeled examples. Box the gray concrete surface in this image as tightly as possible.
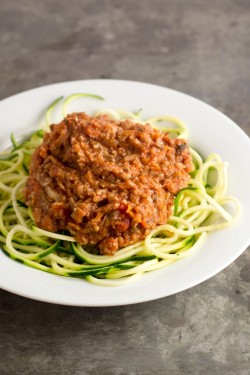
[0,0,250,374]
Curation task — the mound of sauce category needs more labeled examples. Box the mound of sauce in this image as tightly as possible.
[24,113,193,255]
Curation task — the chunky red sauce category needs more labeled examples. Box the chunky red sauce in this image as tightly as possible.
[24,113,193,254]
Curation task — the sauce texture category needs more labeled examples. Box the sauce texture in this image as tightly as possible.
[24,113,193,254]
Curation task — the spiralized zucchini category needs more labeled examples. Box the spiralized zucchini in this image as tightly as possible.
[0,94,241,286]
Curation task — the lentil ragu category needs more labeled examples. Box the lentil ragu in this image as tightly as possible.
[24,113,193,255]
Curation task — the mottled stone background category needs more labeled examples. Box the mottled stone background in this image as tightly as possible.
[0,0,249,374]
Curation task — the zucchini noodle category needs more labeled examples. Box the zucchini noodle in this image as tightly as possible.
[0,94,241,286]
